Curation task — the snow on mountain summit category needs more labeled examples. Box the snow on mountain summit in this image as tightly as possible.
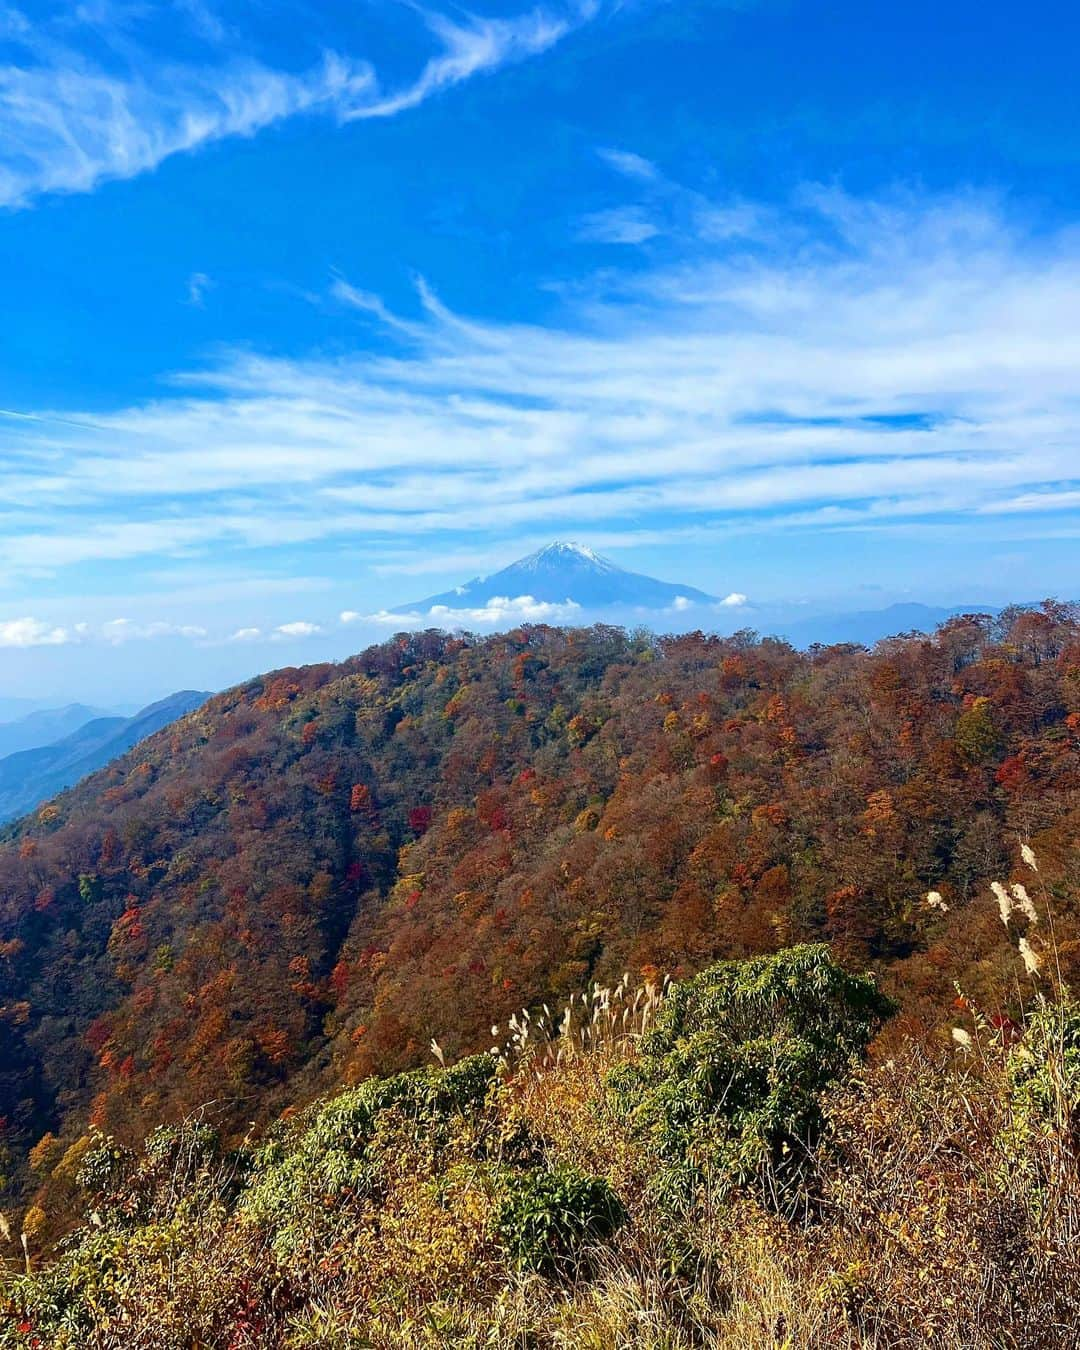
[515,541,611,571]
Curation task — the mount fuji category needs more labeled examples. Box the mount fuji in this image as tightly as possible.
[396,542,718,615]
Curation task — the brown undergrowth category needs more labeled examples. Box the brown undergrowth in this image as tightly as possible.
[2,847,1078,1349]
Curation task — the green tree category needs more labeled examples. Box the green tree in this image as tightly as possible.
[955,696,1000,764]
[608,944,895,1208]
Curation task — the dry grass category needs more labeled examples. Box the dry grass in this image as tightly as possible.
[4,850,1080,1349]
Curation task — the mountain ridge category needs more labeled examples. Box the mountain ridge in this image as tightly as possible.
[0,703,114,760]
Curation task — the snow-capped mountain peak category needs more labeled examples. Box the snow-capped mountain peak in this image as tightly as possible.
[511,541,616,575]
[397,541,716,614]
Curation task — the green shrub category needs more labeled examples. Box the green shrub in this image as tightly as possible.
[608,944,895,1208]
[494,1165,624,1275]
[0,1220,188,1349]
[143,1120,219,1169]
[63,1120,228,1238]
[74,1132,134,1199]
[242,1053,498,1252]
[77,873,102,906]
[1002,999,1080,1172]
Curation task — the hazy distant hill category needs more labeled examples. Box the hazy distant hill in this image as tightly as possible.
[400,541,717,612]
[0,703,115,759]
[0,697,55,722]
[0,690,209,823]
[771,601,1000,649]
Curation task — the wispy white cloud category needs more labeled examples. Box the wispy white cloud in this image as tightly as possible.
[659,591,747,616]
[578,205,660,244]
[369,594,582,628]
[344,7,579,122]
[598,147,659,181]
[101,618,208,643]
[0,48,373,209]
[272,620,321,638]
[187,271,212,306]
[592,147,766,246]
[174,0,227,45]
[0,617,71,647]
[0,615,213,646]
[0,3,589,209]
[693,201,765,242]
[4,185,1080,581]
[980,489,1080,515]
[330,278,426,337]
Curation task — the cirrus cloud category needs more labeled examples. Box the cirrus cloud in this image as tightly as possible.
[0,1,593,211]
[4,183,1080,594]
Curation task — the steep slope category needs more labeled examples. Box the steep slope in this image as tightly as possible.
[0,691,210,824]
[400,541,717,611]
[1,610,1079,1216]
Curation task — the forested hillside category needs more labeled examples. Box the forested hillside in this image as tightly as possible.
[2,607,1080,1230]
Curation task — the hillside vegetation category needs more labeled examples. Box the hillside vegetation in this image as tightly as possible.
[2,607,1080,1249]
[1,896,1078,1348]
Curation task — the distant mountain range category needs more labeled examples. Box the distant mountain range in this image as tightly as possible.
[0,690,209,824]
[0,702,142,759]
[767,602,1001,649]
[390,540,1004,649]
[399,541,717,613]
[0,696,62,723]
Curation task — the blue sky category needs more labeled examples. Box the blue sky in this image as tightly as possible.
[3,0,1080,703]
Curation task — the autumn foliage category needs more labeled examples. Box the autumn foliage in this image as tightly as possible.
[1,607,1080,1231]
